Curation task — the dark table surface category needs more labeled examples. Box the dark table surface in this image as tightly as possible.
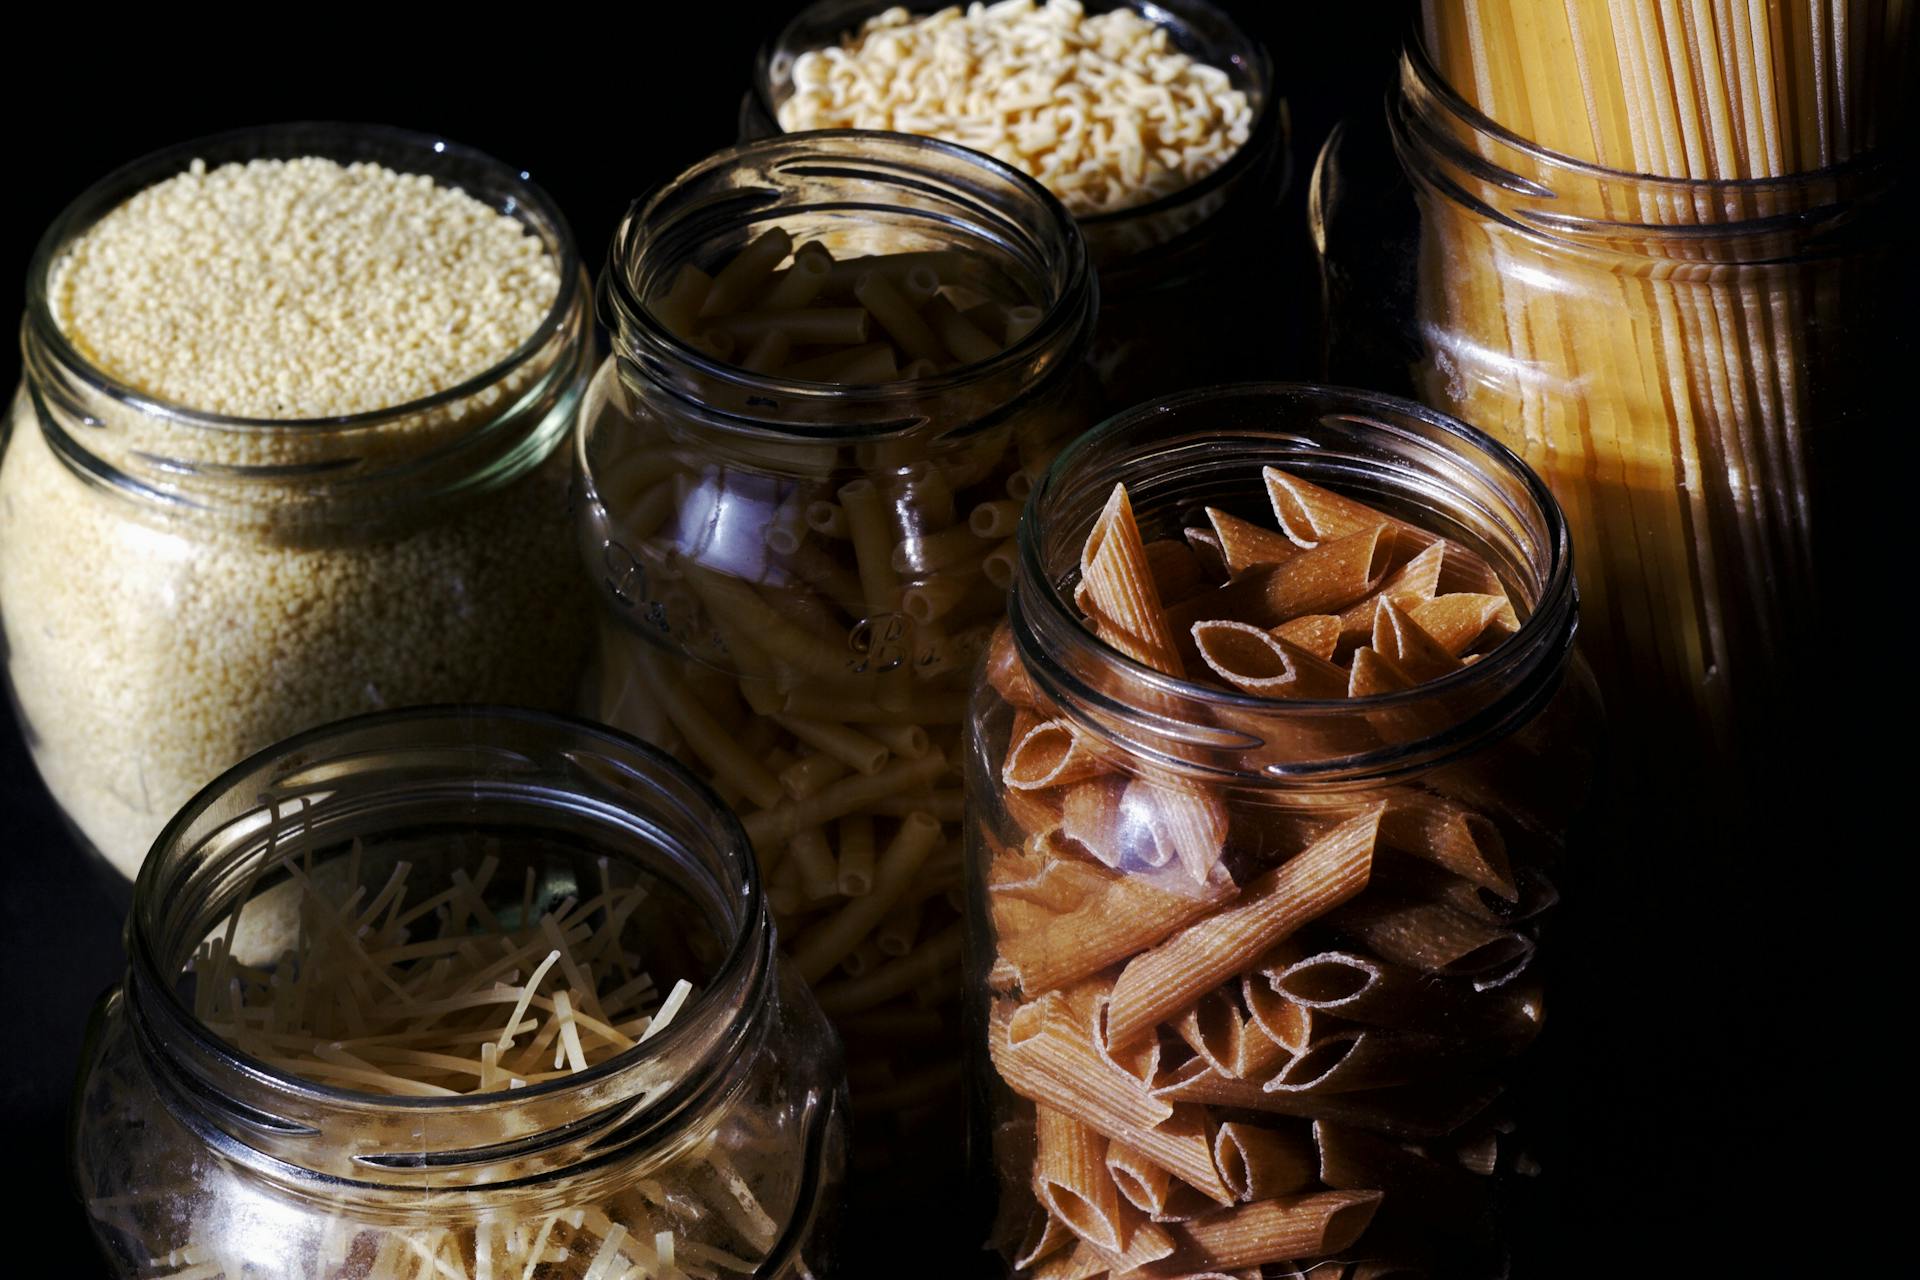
[0,7,1872,1277]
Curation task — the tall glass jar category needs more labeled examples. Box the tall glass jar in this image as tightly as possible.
[72,706,846,1279]
[741,0,1292,408]
[576,131,1097,1237]
[0,124,595,885]
[966,384,1600,1278]
[1311,40,1900,794]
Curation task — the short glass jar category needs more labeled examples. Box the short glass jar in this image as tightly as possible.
[576,130,1097,1219]
[742,0,1292,408]
[966,384,1601,1278]
[1311,39,1900,790]
[72,706,846,1279]
[0,123,595,884]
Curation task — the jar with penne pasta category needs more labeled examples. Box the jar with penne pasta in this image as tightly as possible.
[71,707,847,1280]
[1310,24,1906,799]
[575,131,1097,1223]
[967,384,1601,1279]
[743,0,1291,407]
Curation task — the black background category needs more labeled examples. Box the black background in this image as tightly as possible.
[0,6,1866,1276]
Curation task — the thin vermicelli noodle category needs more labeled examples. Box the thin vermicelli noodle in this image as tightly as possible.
[1408,0,1907,773]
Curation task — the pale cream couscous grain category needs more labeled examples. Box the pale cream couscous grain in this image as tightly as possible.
[0,155,590,878]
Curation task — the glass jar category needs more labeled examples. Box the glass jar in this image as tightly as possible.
[576,130,1097,1230]
[0,124,595,886]
[1310,40,1900,793]
[72,706,846,1279]
[742,0,1292,408]
[966,383,1601,1278]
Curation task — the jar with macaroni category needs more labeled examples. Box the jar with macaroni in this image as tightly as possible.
[967,385,1601,1278]
[575,131,1098,1226]
[0,124,594,885]
[744,0,1291,408]
[71,707,846,1279]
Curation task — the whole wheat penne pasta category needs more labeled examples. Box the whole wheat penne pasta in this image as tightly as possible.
[1263,1023,1513,1096]
[1074,1215,1179,1273]
[1207,507,1305,572]
[1434,542,1506,600]
[1164,1189,1383,1269]
[1014,1207,1075,1272]
[1105,806,1382,1049]
[1347,646,1416,698]
[993,990,1173,1131]
[987,624,1045,710]
[1334,542,1446,650]
[1171,989,1246,1079]
[1409,593,1516,656]
[1053,776,1134,869]
[1330,898,1536,983]
[1191,622,1351,699]
[1371,598,1463,683]
[1027,1243,1107,1280]
[1004,719,1109,791]
[1264,465,1437,554]
[1314,1121,1491,1231]
[1138,779,1232,884]
[815,922,964,1017]
[1035,1106,1138,1254]
[990,855,1236,997]
[1106,1140,1178,1216]
[699,227,792,318]
[743,751,948,851]
[1184,526,1229,580]
[759,239,832,310]
[1140,538,1208,606]
[1375,793,1515,897]
[1240,972,1318,1057]
[791,811,942,982]
[1213,1121,1317,1201]
[1082,484,1186,677]
[1153,1064,1502,1140]
[1271,614,1342,660]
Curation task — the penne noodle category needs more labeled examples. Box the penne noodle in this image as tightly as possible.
[715,306,871,346]
[1377,792,1515,897]
[1003,719,1109,791]
[983,536,1021,590]
[1192,622,1351,699]
[1314,1120,1491,1231]
[970,498,1025,540]
[924,295,1002,364]
[1035,1106,1138,1254]
[1271,613,1342,660]
[771,714,890,777]
[1184,526,1229,580]
[1371,598,1463,683]
[1267,950,1545,1043]
[1263,465,1436,555]
[1409,593,1516,656]
[803,498,849,540]
[787,826,841,902]
[1105,806,1383,1049]
[791,811,943,982]
[1164,1189,1383,1269]
[743,751,949,852]
[741,326,793,377]
[1213,1121,1317,1201]
[777,751,849,801]
[835,813,876,896]
[1151,1061,1504,1140]
[1334,542,1446,651]
[1143,538,1208,606]
[893,523,984,576]
[1207,506,1304,572]
[1330,898,1536,984]
[854,270,945,363]
[784,340,899,383]
[1081,484,1186,677]
[814,923,964,1017]
[651,262,713,338]
[759,240,833,311]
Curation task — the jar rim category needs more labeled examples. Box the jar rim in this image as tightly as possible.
[1400,29,1898,198]
[128,704,768,1114]
[747,0,1282,230]
[23,121,585,433]
[600,128,1095,433]
[1012,381,1578,780]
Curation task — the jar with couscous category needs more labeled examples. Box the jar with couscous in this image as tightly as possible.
[744,0,1292,407]
[0,123,594,883]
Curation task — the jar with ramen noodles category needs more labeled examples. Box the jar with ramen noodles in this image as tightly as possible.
[575,130,1097,1246]
[967,384,1601,1278]
[743,0,1291,408]
[71,707,847,1280]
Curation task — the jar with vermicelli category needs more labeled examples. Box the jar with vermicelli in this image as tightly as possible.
[966,385,1601,1279]
[71,708,846,1280]
[575,132,1097,1232]
[742,0,1292,407]
[0,124,594,884]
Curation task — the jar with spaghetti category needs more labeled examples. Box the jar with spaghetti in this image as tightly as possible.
[1311,12,1908,794]
[0,124,594,884]
[966,384,1601,1279]
[71,707,846,1280]
[575,131,1097,1212]
[743,0,1290,407]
